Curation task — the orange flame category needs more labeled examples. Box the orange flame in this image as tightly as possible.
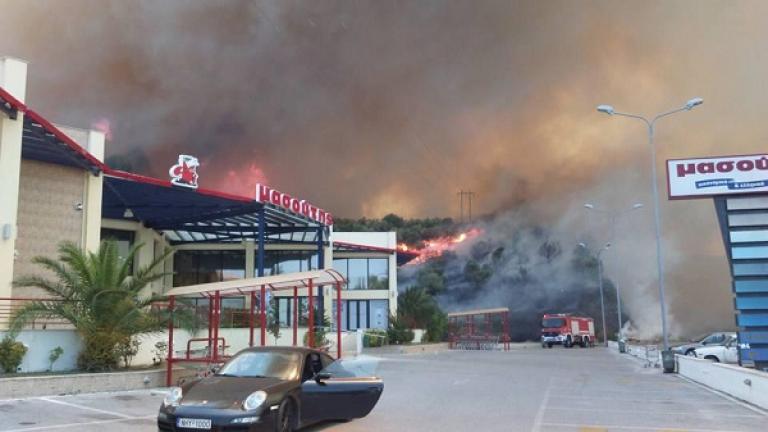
[399,228,482,265]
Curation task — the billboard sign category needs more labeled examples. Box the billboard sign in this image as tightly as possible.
[667,154,768,198]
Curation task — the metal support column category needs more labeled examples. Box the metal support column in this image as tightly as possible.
[212,291,221,360]
[260,285,266,346]
[316,227,325,323]
[293,286,298,346]
[249,291,256,347]
[166,296,175,387]
[308,279,315,348]
[336,281,342,359]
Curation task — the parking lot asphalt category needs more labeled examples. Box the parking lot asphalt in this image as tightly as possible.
[1,346,766,432]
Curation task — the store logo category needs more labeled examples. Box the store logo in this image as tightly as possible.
[169,155,200,189]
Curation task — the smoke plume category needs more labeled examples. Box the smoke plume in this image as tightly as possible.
[1,1,760,337]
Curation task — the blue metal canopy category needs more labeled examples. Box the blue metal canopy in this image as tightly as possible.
[103,172,327,245]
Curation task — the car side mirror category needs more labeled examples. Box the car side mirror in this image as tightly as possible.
[314,372,332,384]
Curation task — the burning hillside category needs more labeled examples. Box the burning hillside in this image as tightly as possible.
[396,210,627,342]
[398,228,482,265]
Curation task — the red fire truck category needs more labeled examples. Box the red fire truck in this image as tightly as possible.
[541,314,595,348]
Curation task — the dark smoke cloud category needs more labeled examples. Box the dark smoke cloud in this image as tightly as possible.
[2,0,764,336]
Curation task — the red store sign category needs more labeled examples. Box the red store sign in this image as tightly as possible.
[256,184,333,226]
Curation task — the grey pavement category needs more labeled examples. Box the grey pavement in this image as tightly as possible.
[1,346,766,431]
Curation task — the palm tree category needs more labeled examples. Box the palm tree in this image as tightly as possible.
[11,240,173,371]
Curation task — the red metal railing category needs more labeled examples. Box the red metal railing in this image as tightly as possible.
[0,297,74,330]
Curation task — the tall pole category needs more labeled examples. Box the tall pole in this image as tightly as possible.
[597,98,703,351]
[616,281,623,341]
[647,121,670,350]
[583,203,641,345]
[597,252,608,346]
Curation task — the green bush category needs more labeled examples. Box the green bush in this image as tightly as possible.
[363,330,388,347]
[302,312,331,350]
[77,331,122,372]
[48,346,64,371]
[0,336,28,374]
[387,316,415,345]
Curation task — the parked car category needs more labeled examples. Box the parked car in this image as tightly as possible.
[671,332,734,356]
[694,334,739,364]
[158,346,383,432]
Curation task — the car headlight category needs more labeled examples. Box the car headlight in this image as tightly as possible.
[243,391,267,411]
[163,387,183,407]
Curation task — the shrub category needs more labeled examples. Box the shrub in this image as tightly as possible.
[48,346,64,371]
[303,312,331,350]
[152,341,168,366]
[387,316,414,345]
[116,336,141,368]
[363,329,388,347]
[0,336,28,374]
[77,331,122,372]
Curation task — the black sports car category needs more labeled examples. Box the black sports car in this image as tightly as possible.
[157,347,383,432]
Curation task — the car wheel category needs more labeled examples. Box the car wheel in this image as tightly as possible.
[275,399,296,432]
[685,349,696,356]
[704,356,719,363]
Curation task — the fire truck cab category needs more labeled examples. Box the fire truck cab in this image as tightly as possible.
[541,314,595,348]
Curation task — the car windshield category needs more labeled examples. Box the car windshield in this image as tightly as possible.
[701,334,725,344]
[216,351,301,380]
[542,318,565,328]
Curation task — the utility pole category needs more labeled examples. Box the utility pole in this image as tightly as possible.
[467,191,475,222]
[457,191,475,223]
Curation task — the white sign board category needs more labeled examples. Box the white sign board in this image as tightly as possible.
[667,154,768,198]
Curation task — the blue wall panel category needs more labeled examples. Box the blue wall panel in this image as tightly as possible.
[740,348,768,362]
[737,313,768,327]
[740,331,768,344]
[735,296,768,310]
[734,280,768,293]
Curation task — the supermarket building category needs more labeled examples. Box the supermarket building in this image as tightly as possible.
[0,56,398,342]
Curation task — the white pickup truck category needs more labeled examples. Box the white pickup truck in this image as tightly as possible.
[694,333,738,364]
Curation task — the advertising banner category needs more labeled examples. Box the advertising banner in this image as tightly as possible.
[667,154,768,198]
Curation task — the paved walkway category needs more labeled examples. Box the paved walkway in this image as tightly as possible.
[1,346,765,431]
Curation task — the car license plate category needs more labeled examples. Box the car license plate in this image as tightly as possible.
[176,418,212,429]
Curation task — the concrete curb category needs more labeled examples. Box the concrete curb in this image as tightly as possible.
[363,343,449,355]
[0,368,191,399]
[677,354,768,411]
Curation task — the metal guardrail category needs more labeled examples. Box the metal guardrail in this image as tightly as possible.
[452,336,501,351]
[625,343,662,368]
[0,297,73,330]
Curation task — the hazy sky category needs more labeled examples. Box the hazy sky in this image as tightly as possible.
[3,0,767,334]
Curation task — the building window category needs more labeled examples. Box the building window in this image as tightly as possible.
[333,258,348,281]
[174,250,246,286]
[185,296,246,328]
[256,251,319,276]
[275,296,320,328]
[332,300,389,330]
[348,259,368,289]
[368,259,389,290]
[332,258,389,290]
[101,229,135,273]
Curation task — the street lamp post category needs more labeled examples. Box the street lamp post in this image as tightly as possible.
[596,97,703,351]
[579,242,611,346]
[583,203,643,342]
